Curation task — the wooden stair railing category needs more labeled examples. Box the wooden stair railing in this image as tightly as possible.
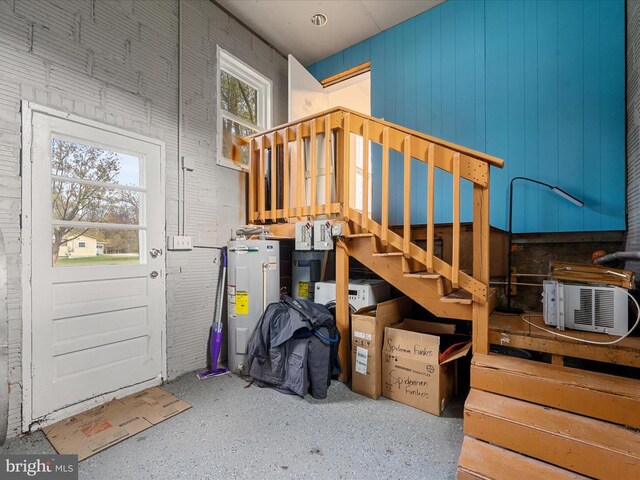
[242,107,504,355]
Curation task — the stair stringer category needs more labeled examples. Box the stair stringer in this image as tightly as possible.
[346,237,473,321]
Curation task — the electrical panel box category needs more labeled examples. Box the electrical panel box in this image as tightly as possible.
[313,220,333,250]
[295,221,313,250]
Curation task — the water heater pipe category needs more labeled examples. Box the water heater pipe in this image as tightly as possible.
[262,262,268,311]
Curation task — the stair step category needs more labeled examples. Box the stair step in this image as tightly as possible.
[404,271,441,279]
[372,251,403,257]
[464,389,640,479]
[458,436,587,480]
[350,233,472,320]
[471,353,640,429]
[440,289,472,304]
[343,233,374,238]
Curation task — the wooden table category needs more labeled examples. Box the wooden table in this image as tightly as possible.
[489,311,640,369]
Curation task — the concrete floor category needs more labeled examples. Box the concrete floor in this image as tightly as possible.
[2,374,464,479]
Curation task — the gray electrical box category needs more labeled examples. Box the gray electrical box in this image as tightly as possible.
[313,220,333,250]
[227,239,280,372]
[295,221,313,250]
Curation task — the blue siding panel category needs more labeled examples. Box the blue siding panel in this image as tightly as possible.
[523,0,539,231]
[308,0,625,233]
[599,0,626,231]
[536,1,560,232]
[485,0,510,228]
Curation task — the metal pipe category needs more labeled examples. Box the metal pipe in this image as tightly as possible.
[594,251,640,264]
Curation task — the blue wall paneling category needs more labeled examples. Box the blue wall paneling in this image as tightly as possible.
[308,0,625,233]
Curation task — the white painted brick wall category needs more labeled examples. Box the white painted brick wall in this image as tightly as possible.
[0,0,286,437]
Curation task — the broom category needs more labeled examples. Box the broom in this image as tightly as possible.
[197,246,231,379]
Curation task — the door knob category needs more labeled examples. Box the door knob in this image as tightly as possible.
[150,248,163,258]
[150,271,159,279]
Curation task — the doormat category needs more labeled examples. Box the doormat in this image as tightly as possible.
[43,387,191,461]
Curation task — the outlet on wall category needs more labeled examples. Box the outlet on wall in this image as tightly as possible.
[168,235,193,250]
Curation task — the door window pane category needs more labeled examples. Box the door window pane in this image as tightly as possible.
[52,137,141,187]
[52,180,140,225]
[53,227,141,267]
[220,70,258,124]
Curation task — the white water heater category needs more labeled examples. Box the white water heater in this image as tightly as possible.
[292,251,324,300]
[227,239,280,372]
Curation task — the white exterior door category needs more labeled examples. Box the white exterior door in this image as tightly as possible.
[26,108,165,423]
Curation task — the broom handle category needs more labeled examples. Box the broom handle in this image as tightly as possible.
[214,247,227,333]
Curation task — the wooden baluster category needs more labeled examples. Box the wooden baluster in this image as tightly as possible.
[282,127,290,219]
[362,120,370,231]
[381,127,390,245]
[310,120,317,218]
[426,144,435,272]
[324,114,332,216]
[342,113,351,221]
[270,132,277,222]
[258,135,266,222]
[248,138,256,223]
[296,124,304,218]
[452,152,461,288]
[403,135,411,258]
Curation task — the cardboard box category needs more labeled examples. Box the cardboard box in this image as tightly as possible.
[382,319,471,415]
[43,387,191,461]
[351,297,413,399]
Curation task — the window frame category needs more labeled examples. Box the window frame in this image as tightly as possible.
[216,47,272,172]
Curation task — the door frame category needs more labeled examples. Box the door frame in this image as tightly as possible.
[20,102,167,432]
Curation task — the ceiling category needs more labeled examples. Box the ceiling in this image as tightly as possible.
[216,0,446,66]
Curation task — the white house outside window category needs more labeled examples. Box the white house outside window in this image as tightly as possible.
[217,47,272,171]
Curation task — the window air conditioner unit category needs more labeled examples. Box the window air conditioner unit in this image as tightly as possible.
[542,280,629,336]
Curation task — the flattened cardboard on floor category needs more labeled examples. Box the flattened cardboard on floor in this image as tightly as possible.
[382,320,471,416]
[43,387,191,461]
[351,297,413,399]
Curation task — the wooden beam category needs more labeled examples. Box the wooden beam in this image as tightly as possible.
[472,181,490,354]
[381,127,390,245]
[403,135,411,258]
[319,61,371,87]
[464,389,640,479]
[336,240,350,382]
[489,312,640,368]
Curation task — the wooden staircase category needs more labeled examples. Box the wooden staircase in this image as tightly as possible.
[241,107,504,360]
[460,353,640,479]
